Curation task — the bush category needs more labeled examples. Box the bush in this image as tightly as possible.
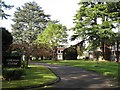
[2,68,25,80]
[63,46,78,60]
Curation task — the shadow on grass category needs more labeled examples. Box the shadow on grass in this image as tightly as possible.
[37,60,119,82]
[2,65,57,89]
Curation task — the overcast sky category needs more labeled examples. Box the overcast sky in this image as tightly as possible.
[1,0,80,30]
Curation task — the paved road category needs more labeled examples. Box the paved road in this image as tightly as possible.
[30,61,118,88]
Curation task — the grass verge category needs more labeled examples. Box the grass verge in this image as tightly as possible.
[2,65,57,88]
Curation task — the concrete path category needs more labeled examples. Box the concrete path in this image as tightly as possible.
[30,61,118,88]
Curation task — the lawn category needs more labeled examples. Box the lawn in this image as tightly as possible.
[39,60,119,80]
[2,65,57,89]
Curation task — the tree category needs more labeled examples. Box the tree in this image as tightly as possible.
[63,46,78,60]
[0,0,13,19]
[11,1,51,44]
[36,22,68,60]
[0,27,13,67]
[0,27,13,54]
[8,43,53,60]
[72,2,120,60]
[30,44,53,60]
[74,40,85,59]
[107,2,120,62]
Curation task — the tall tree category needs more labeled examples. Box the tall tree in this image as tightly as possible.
[11,1,51,44]
[72,2,120,60]
[0,27,13,67]
[1,27,13,54]
[36,22,68,60]
[0,0,13,19]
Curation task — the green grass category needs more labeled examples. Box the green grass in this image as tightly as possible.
[2,65,57,88]
[39,60,119,80]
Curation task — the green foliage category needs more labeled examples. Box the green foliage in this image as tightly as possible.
[21,59,28,68]
[63,46,78,60]
[11,49,23,56]
[2,65,57,88]
[93,51,101,60]
[0,0,14,19]
[2,68,25,80]
[36,22,68,48]
[12,1,51,44]
[76,41,85,56]
[36,22,68,60]
[72,2,120,51]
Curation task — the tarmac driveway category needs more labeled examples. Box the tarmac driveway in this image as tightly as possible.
[30,61,118,88]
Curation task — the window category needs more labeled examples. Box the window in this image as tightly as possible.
[59,55,61,58]
[58,45,63,48]
[61,50,63,53]
[58,50,60,53]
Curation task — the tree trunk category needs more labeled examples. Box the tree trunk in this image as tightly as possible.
[116,40,119,62]
[101,41,105,60]
[52,46,57,60]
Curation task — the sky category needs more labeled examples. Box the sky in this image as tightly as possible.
[1,0,80,30]
[1,0,119,46]
[0,0,81,46]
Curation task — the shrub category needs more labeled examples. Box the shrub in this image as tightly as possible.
[63,46,78,60]
[2,68,25,80]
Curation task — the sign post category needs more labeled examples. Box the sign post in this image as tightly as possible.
[3,56,21,68]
